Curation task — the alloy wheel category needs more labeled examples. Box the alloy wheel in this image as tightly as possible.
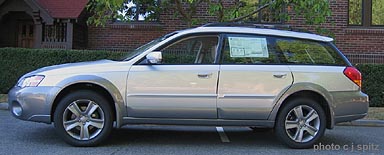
[63,99,105,141]
[284,105,320,143]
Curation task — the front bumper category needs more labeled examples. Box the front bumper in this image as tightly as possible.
[8,86,61,123]
[332,91,369,123]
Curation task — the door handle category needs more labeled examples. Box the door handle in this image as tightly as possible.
[197,73,213,79]
[273,73,287,78]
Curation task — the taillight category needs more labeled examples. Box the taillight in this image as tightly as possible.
[343,67,362,87]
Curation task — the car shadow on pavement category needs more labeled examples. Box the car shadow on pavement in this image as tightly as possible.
[104,126,285,148]
[15,124,373,151]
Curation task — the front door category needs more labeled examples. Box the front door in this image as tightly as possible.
[18,22,34,48]
[127,35,220,118]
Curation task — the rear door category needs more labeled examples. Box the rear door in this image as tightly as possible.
[217,34,293,120]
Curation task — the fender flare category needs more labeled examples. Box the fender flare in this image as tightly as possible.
[268,82,335,129]
[54,75,126,128]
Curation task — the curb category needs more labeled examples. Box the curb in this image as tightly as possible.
[337,119,384,127]
[0,102,8,110]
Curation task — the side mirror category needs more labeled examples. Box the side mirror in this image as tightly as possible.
[146,51,162,64]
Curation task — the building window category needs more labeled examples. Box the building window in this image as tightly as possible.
[115,0,159,22]
[348,0,384,26]
[42,23,67,42]
[372,0,384,25]
[348,0,362,25]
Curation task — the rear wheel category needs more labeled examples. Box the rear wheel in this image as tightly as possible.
[275,98,326,148]
[54,90,113,146]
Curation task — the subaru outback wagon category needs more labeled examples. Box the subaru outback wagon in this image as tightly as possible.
[9,23,369,148]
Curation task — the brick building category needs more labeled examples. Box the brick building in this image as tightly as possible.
[0,0,383,63]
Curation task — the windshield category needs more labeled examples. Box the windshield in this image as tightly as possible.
[123,31,179,61]
[122,38,162,61]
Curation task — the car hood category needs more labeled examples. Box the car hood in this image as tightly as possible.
[25,59,119,76]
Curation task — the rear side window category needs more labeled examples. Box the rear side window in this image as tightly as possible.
[275,38,346,65]
[221,34,280,64]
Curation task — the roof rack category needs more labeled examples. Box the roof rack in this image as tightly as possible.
[201,22,313,34]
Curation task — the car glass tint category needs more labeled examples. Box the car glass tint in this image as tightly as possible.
[160,36,218,64]
[221,34,279,64]
[275,38,345,65]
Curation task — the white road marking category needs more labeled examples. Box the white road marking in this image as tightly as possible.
[216,127,230,143]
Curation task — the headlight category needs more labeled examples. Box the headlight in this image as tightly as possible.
[17,75,45,88]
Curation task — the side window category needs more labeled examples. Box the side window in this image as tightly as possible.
[160,36,218,64]
[275,38,344,65]
[221,35,279,64]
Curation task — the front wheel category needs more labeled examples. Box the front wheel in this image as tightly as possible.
[54,90,113,146]
[275,98,326,149]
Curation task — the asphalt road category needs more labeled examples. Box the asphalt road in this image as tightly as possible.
[0,109,382,155]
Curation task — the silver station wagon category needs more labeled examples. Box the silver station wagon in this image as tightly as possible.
[9,23,369,148]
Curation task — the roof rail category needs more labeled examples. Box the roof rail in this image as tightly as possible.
[202,22,290,29]
[201,22,313,34]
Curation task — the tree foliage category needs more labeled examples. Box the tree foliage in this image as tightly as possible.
[87,0,160,26]
[116,0,160,22]
[87,0,332,29]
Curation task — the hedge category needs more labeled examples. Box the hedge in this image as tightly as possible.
[0,48,383,107]
[0,48,126,93]
[356,64,384,107]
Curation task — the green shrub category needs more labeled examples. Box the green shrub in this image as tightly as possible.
[0,48,126,93]
[356,64,384,107]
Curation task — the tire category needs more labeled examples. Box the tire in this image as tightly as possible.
[275,98,326,149]
[54,90,113,146]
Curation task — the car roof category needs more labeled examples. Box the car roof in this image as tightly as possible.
[177,26,333,42]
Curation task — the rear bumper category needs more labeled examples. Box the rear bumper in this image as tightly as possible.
[331,91,369,123]
[8,86,61,123]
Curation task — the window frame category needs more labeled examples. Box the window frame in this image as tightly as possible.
[348,0,384,27]
[219,33,284,65]
[218,33,349,66]
[371,0,384,26]
[274,38,345,65]
[347,0,363,26]
[137,33,222,65]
